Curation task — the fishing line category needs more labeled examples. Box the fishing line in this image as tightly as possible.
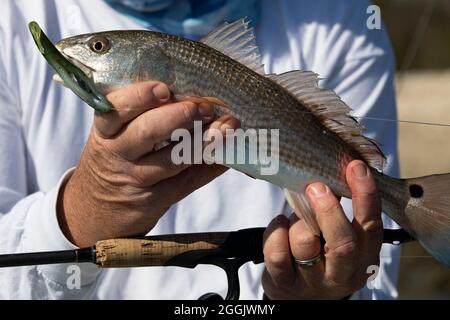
[353,116,450,128]
[230,105,450,128]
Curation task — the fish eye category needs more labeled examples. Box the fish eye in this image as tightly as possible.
[89,36,110,54]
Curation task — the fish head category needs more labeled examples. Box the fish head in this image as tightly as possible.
[55,31,171,95]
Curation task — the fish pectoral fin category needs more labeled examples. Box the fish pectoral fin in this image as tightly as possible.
[283,188,321,236]
[174,95,228,108]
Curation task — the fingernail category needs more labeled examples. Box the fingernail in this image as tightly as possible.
[352,162,369,178]
[308,183,329,198]
[152,84,170,101]
[198,103,214,119]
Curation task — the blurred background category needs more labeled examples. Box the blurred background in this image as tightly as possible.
[373,0,450,299]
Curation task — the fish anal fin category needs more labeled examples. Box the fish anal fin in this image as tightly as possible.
[268,71,386,171]
[283,188,321,235]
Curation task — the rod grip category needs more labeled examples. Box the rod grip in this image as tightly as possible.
[95,232,230,268]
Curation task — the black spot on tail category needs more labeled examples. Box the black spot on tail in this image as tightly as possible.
[409,184,424,198]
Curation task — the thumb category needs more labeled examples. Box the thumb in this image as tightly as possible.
[95,81,171,137]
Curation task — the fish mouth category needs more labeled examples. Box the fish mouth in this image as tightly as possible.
[53,50,95,92]
[29,21,112,113]
[51,48,112,113]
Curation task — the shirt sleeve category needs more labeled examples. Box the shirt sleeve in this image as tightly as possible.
[0,49,101,299]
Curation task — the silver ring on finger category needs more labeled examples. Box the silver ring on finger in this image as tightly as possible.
[294,252,323,267]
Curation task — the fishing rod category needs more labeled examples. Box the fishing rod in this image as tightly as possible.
[0,227,414,300]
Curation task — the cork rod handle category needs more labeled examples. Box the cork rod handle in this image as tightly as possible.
[95,232,230,268]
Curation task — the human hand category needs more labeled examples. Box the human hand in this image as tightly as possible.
[262,160,383,299]
[57,81,239,247]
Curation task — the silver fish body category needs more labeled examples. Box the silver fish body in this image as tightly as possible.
[54,21,450,267]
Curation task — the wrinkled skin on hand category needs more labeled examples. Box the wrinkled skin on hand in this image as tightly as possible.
[58,81,240,247]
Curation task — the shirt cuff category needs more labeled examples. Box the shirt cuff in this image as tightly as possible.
[21,168,101,287]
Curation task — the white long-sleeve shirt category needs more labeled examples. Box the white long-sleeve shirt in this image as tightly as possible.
[0,0,400,299]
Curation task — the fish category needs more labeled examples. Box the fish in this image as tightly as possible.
[29,20,450,267]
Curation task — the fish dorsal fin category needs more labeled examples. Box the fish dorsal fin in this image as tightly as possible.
[268,71,385,170]
[200,18,265,75]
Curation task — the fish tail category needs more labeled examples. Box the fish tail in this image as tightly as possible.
[377,172,450,267]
